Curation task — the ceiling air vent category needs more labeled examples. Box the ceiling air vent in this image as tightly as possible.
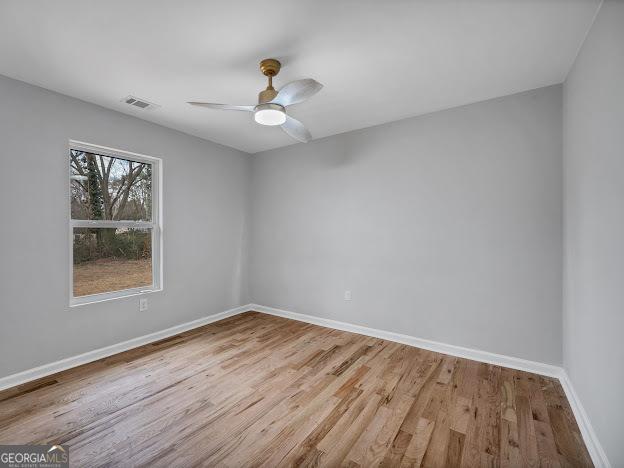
[121,95,159,110]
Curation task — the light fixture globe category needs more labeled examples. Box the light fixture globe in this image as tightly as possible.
[254,103,286,126]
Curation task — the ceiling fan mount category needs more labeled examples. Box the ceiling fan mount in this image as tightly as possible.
[259,58,281,77]
[188,57,322,143]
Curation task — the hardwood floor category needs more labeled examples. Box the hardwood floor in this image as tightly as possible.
[0,312,592,467]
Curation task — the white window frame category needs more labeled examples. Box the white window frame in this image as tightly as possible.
[69,140,163,307]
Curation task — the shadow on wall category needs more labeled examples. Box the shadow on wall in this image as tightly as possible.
[308,133,362,168]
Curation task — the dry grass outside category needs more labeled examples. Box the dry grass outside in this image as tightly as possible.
[73,258,152,297]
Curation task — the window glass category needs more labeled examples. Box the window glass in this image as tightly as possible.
[72,227,152,297]
[70,150,152,221]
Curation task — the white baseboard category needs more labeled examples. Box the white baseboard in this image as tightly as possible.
[558,371,611,468]
[249,304,562,377]
[0,304,250,392]
[248,304,610,468]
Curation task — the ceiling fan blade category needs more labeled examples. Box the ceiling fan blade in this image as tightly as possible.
[281,115,312,143]
[271,79,323,107]
[187,102,254,112]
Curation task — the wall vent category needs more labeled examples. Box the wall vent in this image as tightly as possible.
[121,95,159,110]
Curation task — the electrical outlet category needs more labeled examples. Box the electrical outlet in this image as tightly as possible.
[344,290,352,301]
[139,297,148,312]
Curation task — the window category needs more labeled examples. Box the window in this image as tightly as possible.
[69,141,161,305]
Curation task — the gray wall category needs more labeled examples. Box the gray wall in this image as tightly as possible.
[0,75,250,377]
[0,76,566,378]
[249,85,563,365]
[563,1,624,465]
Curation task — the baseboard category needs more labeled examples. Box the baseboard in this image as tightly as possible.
[249,304,562,377]
[558,371,611,468]
[0,304,251,392]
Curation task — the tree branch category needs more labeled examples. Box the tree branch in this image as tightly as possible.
[70,153,87,176]
[113,163,145,219]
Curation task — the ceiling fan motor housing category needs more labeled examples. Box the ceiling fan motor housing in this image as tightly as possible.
[258,88,277,103]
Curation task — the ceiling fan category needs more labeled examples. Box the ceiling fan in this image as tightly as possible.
[188,58,322,143]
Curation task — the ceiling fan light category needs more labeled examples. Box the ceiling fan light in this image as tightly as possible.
[254,103,286,126]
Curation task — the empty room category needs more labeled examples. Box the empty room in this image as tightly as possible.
[0,1,622,466]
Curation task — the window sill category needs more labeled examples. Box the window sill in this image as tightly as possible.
[69,287,162,308]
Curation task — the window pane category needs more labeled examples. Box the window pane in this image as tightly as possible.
[73,227,152,297]
[70,150,152,221]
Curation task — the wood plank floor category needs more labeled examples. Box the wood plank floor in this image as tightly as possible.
[0,312,592,467]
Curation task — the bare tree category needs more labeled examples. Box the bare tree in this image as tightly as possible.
[70,151,148,220]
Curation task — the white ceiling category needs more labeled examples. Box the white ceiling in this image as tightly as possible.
[0,0,600,153]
